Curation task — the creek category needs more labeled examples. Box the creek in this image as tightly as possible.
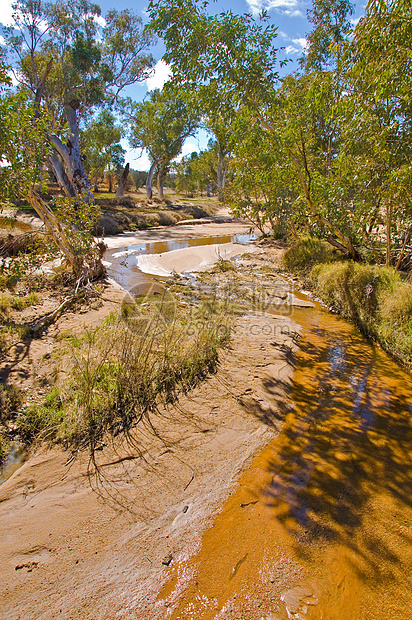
[108,233,412,618]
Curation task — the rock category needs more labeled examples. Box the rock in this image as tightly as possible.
[162,553,173,566]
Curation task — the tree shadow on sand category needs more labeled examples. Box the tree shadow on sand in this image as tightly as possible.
[252,313,412,586]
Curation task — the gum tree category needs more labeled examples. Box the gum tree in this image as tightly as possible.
[129,86,199,200]
[148,0,362,256]
[81,109,125,192]
[0,91,104,277]
[3,0,154,199]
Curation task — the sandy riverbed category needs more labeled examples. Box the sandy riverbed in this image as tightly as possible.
[0,220,303,619]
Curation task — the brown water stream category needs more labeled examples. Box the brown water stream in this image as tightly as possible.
[154,293,412,619]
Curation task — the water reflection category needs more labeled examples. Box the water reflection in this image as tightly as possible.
[263,305,412,585]
[105,233,258,291]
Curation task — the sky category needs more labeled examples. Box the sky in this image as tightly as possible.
[0,0,365,170]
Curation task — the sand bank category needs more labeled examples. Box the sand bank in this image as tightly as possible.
[137,242,258,276]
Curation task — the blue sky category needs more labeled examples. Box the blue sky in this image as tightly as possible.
[0,0,365,170]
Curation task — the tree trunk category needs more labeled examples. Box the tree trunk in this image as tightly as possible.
[146,159,158,199]
[395,227,411,271]
[49,103,93,202]
[217,153,226,201]
[27,189,80,274]
[290,152,358,260]
[157,166,165,201]
[386,201,392,268]
[27,189,105,279]
[108,174,113,193]
[49,152,76,197]
[115,163,130,198]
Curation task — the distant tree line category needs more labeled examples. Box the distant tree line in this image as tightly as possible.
[1,0,411,277]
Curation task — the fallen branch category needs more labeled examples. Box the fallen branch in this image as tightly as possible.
[32,295,75,335]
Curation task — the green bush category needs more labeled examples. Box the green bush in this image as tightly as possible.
[283,236,334,274]
[0,384,24,464]
[16,292,231,453]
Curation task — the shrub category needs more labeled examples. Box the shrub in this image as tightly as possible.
[0,384,24,464]
[310,261,412,367]
[16,291,230,453]
[283,236,334,274]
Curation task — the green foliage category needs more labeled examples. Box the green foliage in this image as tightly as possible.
[81,109,125,183]
[0,384,24,426]
[148,0,280,109]
[0,93,52,199]
[0,384,24,463]
[3,0,155,113]
[146,0,412,266]
[304,0,354,71]
[283,236,335,274]
[309,261,412,367]
[130,85,200,174]
[0,293,38,316]
[213,257,236,273]
[173,149,216,196]
[16,293,230,452]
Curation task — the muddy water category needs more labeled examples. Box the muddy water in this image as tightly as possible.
[156,297,412,619]
[105,233,258,290]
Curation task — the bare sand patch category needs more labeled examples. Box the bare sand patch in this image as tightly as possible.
[0,311,298,620]
[137,242,259,276]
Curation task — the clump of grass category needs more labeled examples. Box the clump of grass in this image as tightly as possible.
[213,257,236,273]
[282,237,412,367]
[0,292,38,316]
[283,236,335,274]
[16,291,231,454]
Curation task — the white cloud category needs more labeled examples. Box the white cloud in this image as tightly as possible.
[350,16,361,27]
[175,142,200,162]
[91,14,106,28]
[0,35,6,46]
[285,37,307,55]
[292,37,307,49]
[146,60,172,92]
[0,0,14,27]
[280,30,307,55]
[124,146,151,171]
[246,0,304,18]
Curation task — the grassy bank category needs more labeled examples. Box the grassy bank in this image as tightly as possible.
[1,288,230,463]
[284,237,412,368]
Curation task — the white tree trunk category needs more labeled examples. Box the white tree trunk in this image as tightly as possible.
[49,104,93,201]
[146,159,158,199]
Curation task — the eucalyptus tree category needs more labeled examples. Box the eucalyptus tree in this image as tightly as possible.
[341,0,412,268]
[0,91,104,277]
[205,115,234,201]
[129,85,199,199]
[148,0,362,256]
[81,108,125,192]
[174,148,218,196]
[2,0,154,199]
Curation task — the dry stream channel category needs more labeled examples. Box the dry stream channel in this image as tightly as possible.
[105,234,412,619]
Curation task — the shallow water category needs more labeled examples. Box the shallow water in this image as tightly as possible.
[0,442,25,485]
[104,233,258,290]
[155,289,412,618]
